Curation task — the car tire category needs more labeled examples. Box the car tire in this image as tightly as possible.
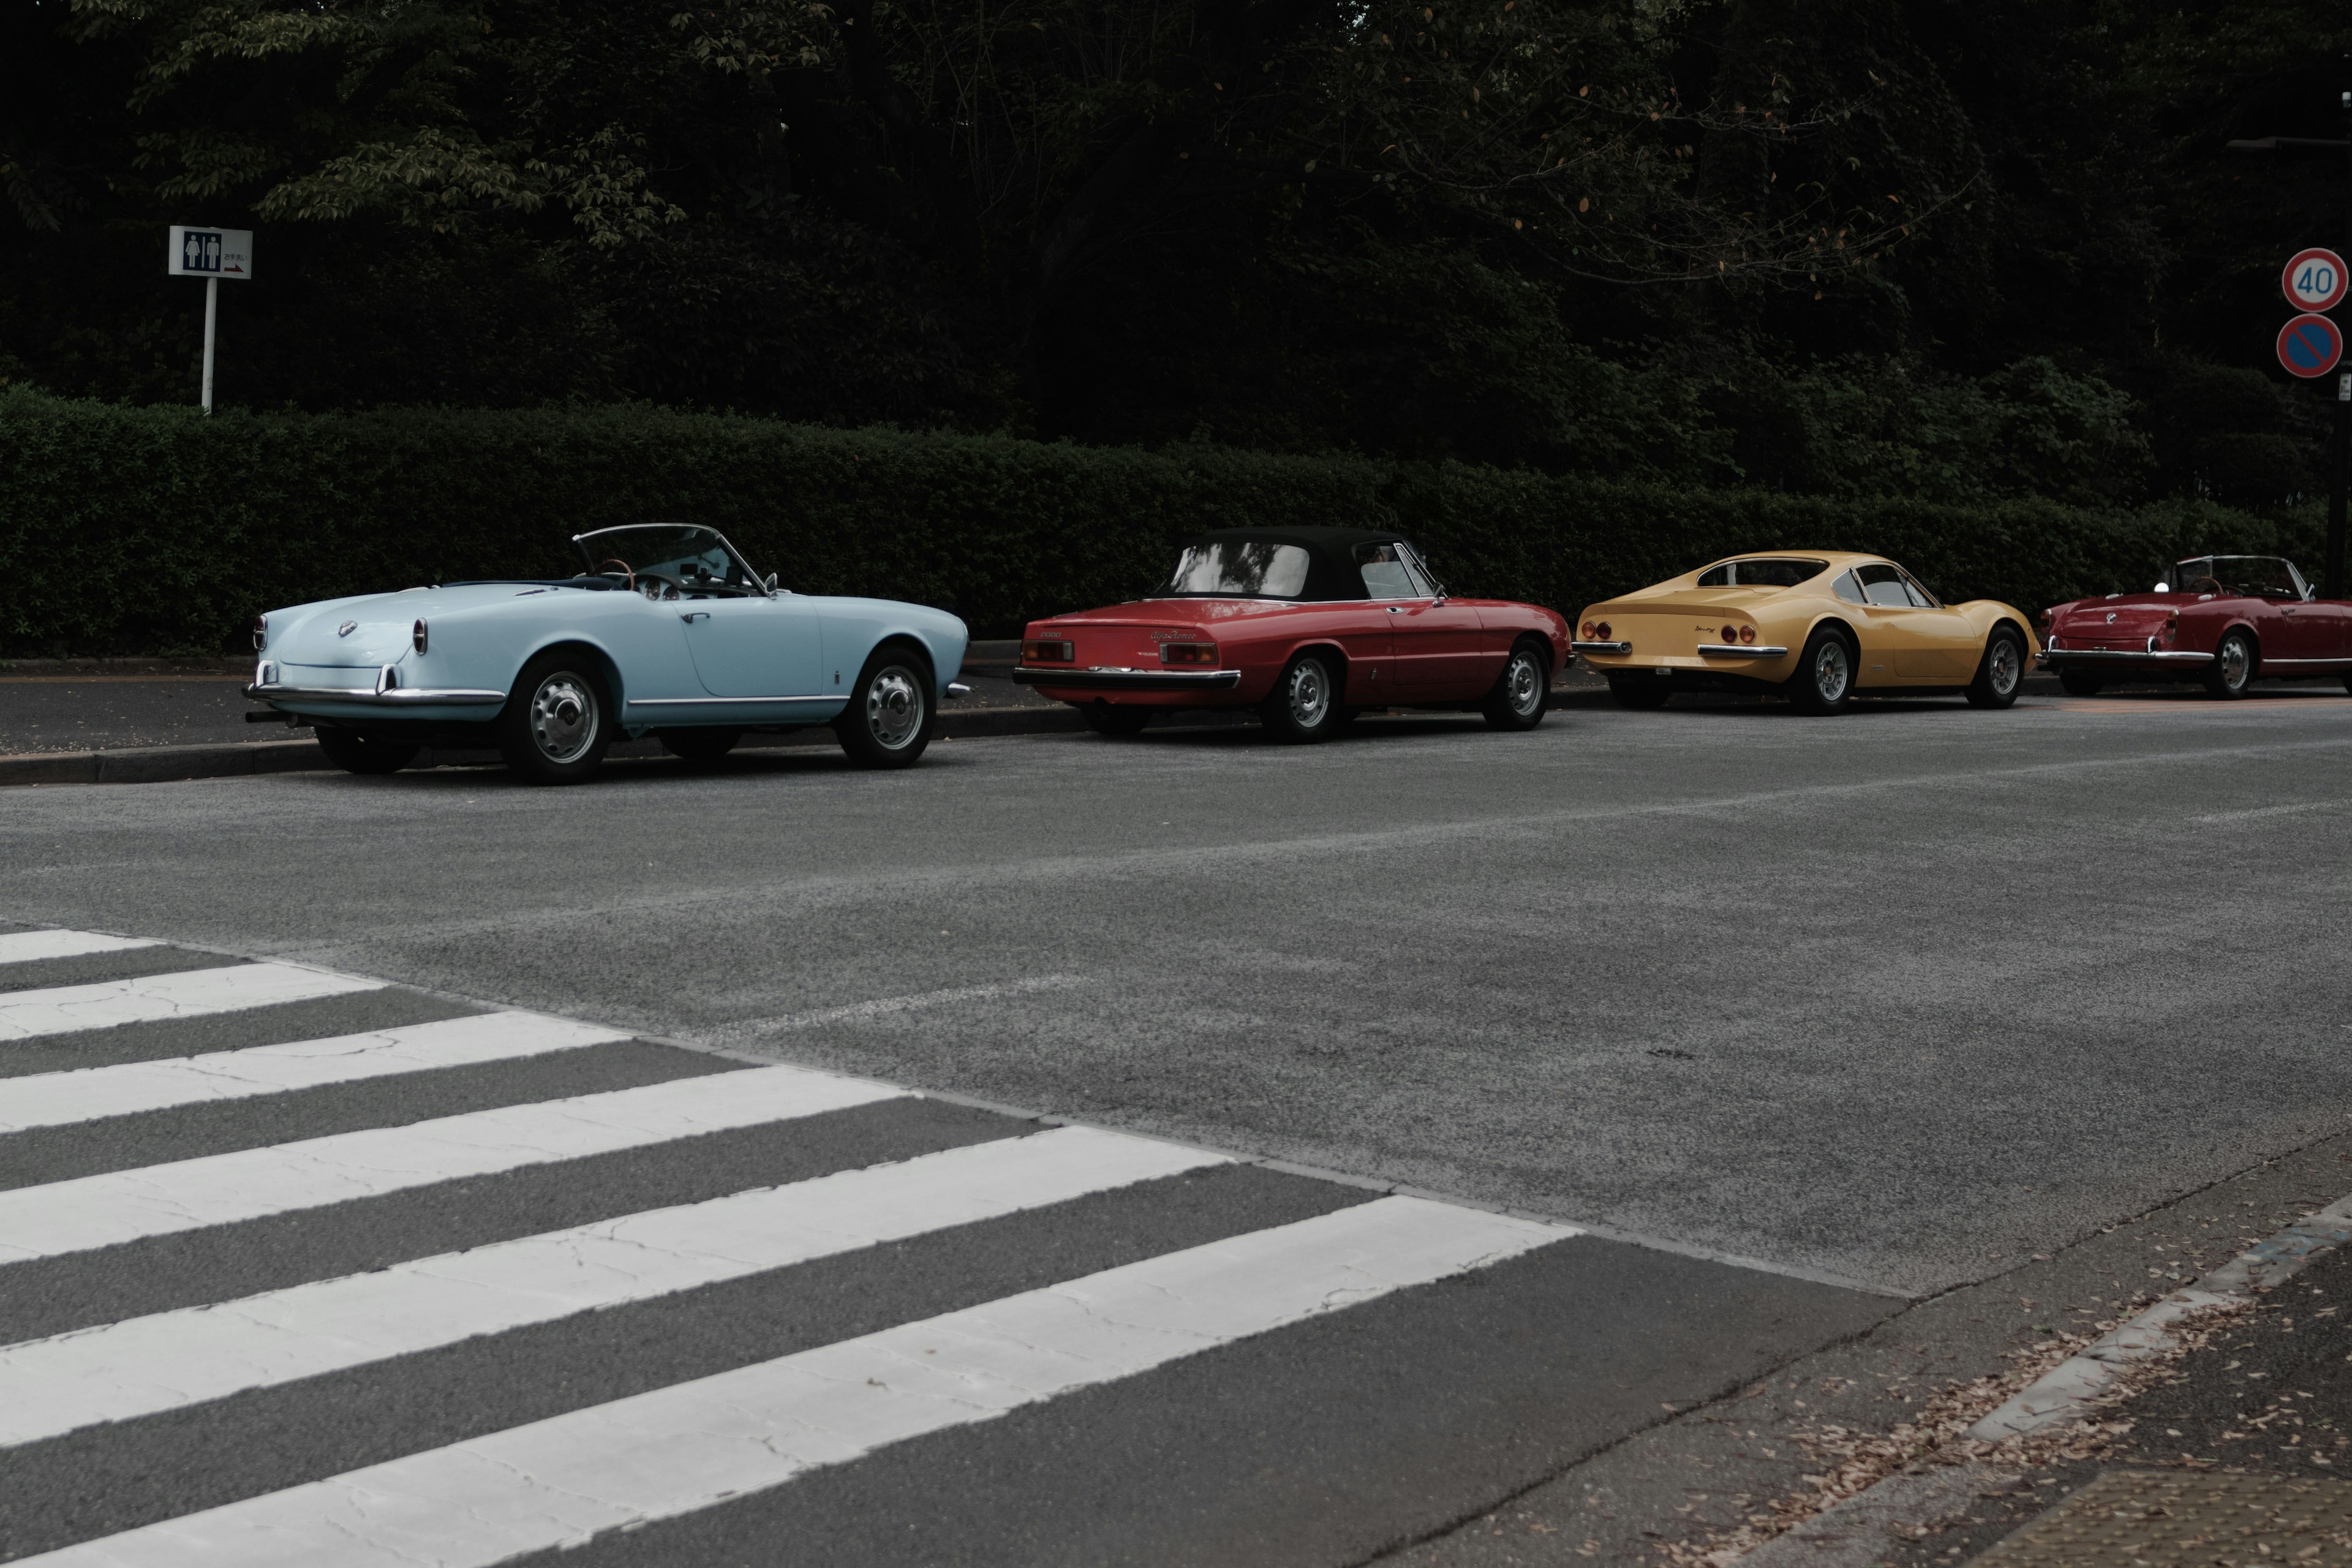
[660,728,741,763]
[1963,627,2026,709]
[835,646,937,767]
[1259,652,1343,743]
[315,727,420,776]
[1607,676,1670,710]
[1081,705,1154,737]
[2059,669,2105,697]
[1482,641,1552,731]
[1787,627,1856,715]
[2204,630,2256,699]
[496,652,613,785]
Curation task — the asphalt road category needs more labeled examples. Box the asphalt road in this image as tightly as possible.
[6,686,2352,1562]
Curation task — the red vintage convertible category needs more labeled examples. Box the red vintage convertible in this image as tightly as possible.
[2040,554,2352,698]
[1011,527,1572,741]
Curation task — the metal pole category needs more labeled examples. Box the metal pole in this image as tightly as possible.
[2335,94,2352,598]
[200,276,219,413]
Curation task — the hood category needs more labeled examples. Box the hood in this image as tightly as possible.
[262,582,524,666]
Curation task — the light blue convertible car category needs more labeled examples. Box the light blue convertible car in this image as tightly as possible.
[246,524,970,783]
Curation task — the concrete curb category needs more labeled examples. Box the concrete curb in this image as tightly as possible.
[1720,1192,2352,1568]
[0,704,1088,788]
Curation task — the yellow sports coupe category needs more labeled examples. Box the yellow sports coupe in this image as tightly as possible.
[1572,552,2039,714]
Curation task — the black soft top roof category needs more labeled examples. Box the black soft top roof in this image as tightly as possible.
[1170,526,1414,602]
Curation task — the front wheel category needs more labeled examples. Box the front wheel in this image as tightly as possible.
[315,727,420,776]
[835,647,937,767]
[1964,627,2026,709]
[1482,642,1551,731]
[1259,652,1343,743]
[496,654,611,785]
[1786,628,1856,715]
[2059,668,2105,698]
[2204,631,2255,699]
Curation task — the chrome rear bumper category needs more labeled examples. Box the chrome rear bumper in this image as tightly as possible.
[1697,644,1790,659]
[1011,666,1243,692]
[2038,649,2214,668]
[1570,641,1631,655]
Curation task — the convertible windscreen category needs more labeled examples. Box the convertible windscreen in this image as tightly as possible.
[2170,557,2305,600]
[1695,559,1828,589]
[1153,542,1312,599]
[575,526,760,593]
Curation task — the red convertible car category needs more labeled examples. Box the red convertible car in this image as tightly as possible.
[1011,527,1571,741]
[2041,554,2352,698]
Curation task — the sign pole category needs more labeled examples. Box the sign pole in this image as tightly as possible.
[2336,92,2351,598]
[200,276,219,413]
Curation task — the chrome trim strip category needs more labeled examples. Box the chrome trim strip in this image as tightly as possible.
[1697,644,1790,659]
[2037,650,2216,667]
[1570,641,1632,655]
[1011,666,1244,691]
[245,684,507,705]
[628,696,842,707]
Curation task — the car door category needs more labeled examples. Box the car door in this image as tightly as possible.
[1385,545,1494,698]
[1852,564,1978,680]
[681,594,824,696]
[2256,560,2332,662]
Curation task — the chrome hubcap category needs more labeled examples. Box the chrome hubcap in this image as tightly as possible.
[2220,639,2250,690]
[1814,641,1850,701]
[529,673,598,763]
[1506,653,1544,716]
[1287,661,1330,727]
[1989,638,2020,695]
[865,666,924,750]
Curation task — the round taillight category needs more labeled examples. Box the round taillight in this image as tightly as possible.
[1580,620,1597,639]
[412,619,428,654]
[251,616,267,652]
[1740,625,1756,644]
[1721,625,1738,644]
[1594,622,1611,640]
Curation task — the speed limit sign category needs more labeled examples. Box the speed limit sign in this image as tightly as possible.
[2283,247,2348,312]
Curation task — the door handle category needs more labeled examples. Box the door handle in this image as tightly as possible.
[1387,606,1406,614]
[680,612,709,624]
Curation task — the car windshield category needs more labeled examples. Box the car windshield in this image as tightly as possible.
[2169,556,2305,600]
[575,525,761,594]
[1695,558,1828,589]
[1153,541,1312,598]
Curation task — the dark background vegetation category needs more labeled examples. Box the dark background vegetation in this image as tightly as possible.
[0,0,2346,647]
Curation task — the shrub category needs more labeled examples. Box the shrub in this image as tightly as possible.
[0,388,2302,655]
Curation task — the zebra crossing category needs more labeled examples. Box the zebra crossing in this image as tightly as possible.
[0,925,1670,1566]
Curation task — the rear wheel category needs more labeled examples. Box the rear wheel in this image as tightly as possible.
[496,653,612,785]
[2204,630,2255,699]
[1963,627,2026,709]
[1259,652,1343,743]
[1607,676,1670,710]
[2059,668,2105,697]
[1787,628,1856,715]
[1082,706,1154,736]
[315,728,419,776]
[835,646,937,767]
[1482,641,1551,731]
[660,728,741,763]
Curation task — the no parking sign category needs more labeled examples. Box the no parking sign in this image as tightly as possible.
[2278,313,2345,378]
[2283,247,2348,313]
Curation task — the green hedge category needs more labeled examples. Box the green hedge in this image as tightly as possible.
[0,389,2310,655]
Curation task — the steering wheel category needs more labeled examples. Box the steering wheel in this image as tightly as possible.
[2186,576,2223,596]
[594,559,634,592]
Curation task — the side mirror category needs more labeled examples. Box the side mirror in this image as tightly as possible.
[764,573,778,594]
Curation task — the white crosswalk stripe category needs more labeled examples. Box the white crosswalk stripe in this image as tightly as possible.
[0,932,1584,1568]
[0,930,162,965]
[0,1126,1226,1445]
[0,963,382,1041]
[18,1198,1564,1568]
[0,1012,631,1133]
[0,1061,901,1264]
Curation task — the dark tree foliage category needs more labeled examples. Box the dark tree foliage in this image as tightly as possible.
[0,0,2343,511]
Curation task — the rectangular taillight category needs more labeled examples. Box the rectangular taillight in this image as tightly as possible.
[1022,638,1074,663]
[1159,642,1219,666]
